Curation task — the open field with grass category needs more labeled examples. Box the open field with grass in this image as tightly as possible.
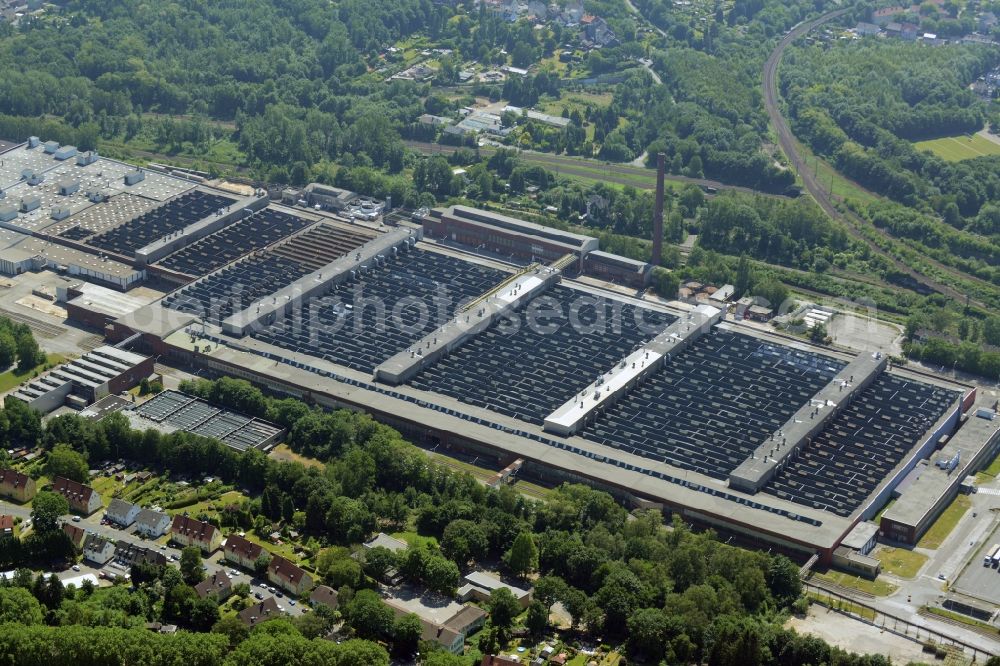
[391,531,439,550]
[918,494,971,549]
[242,529,304,565]
[976,448,1000,483]
[791,137,879,205]
[913,133,1000,161]
[812,570,898,596]
[873,546,927,579]
[539,91,614,117]
[0,353,66,393]
[269,444,324,469]
[923,605,998,632]
[165,489,246,519]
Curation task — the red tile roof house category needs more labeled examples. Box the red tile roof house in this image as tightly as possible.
[195,571,233,601]
[223,533,265,571]
[0,469,36,503]
[171,515,222,553]
[51,476,102,515]
[0,514,13,537]
[238,597,283,626]
[267,554,314,597]
[309,585,339,610]
[62,521,86,549]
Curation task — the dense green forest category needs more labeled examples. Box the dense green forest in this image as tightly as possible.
[778,34,1000,369]
[783,39,999,215]
[628,0,836,191]
[0,377,909,666]
[0,0,822,192]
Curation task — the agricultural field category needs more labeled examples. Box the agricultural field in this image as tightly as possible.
[913,133,1000,161]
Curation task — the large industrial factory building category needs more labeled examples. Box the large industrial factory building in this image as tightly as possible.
[1,138,997,567]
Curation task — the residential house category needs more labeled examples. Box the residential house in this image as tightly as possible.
[884,21,902,36]
[62,521,86,549]
[854,22,881,36]
[171,515,222,553]
[980,12,997,32]
[584,16,618,47]
[114,541,167,568]
[52,477,102,515]
[238,597,283,626]
[482,657,522,666]
[145,622,178,634]
[267,554,313,597]
[458,571,533,609]
[363,533,409,553]
[443,605,488,636]
[135,509,171,538]
[195,571,233,601]
[105,498,141,527]
[0,515,12,537]
[83,533,116,565]
[309,585,339,611]
[385,600,463,654]
[900,22,919,40]
[419,114,451,126]
[223,533,265,571]
[0,468,36,503]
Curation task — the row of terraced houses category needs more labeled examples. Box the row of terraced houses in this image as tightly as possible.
[3,470,312,597]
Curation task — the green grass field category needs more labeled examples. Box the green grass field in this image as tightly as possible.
[913,134,1000,162]
[918,494,971,549]
[812,570,898,596]
[0,353,66,393]
[873,546,927,579]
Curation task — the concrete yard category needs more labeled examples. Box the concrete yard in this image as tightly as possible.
[950,523,1000,606]
[827,311,904,357]
[786,607,929,665]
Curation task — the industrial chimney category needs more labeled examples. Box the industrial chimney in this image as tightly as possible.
[652,153,665,266]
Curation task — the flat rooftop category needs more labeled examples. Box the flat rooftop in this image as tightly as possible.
[14,237,139,279]
[882,405,1000,529]
[156,311,854,553]
[0,144,193,234]
[123,244,970,556]
[67,281,158,319]
[435,205,598,251]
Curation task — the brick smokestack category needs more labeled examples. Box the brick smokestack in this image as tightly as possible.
[652,152,665,267]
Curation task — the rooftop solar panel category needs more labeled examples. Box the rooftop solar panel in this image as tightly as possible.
[576,329,845,481]
[410,284,675,425]
[250,249,505,373]
[88,191,236,256]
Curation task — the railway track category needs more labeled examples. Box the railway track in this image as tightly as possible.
[0,308,66,338]
[763,9,994,309]
[403,140,792,199]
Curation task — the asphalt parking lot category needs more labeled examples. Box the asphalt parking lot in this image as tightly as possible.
[951,524,1000,606]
